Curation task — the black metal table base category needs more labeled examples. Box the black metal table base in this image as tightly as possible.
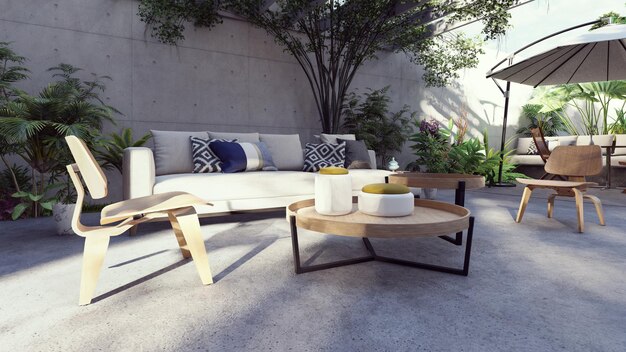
[290,216,475,276]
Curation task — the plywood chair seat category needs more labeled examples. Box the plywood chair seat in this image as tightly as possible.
[100,192,209,225]
[516,178,596,189]
[64,136,214,305]
[515,145,605,233]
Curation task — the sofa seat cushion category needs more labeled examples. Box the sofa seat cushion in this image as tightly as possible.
[153,169,391,203]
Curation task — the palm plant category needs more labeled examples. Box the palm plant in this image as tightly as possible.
[0,64,118,217]
[97,128,152,173]
[609,107,626,134]
[516,104,566,137]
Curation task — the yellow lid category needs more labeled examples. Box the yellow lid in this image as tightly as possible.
[362,183,410,194]
[319,167,349,175]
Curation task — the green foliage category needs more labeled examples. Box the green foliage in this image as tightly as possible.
[138,0,520,132]
[341,86,414,167]
[409,118,526,182]
[0,59,119,217]
[591,11,626,30]
[10,183,60,220]
[515,104,566,137]
[530,81,626,135]
[408,119,451,173]
[0,164,30,194]
[0,42,29,102]
[97,128,152,173]
[609,107,626,134]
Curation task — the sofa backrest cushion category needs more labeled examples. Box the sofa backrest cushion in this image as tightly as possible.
[576,134,615,154]
[209,131,260,143]
[337,138,371,169]
[259,134,304,171]
[209,141,278,173]
[151,130,209,176]
[516,137,533,155]
[319,133,356,144]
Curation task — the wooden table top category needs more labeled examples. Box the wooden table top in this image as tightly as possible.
[287,198,470,238]
[388,173,485,190]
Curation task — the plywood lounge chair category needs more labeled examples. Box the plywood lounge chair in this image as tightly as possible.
[65,136,213,305]
[515,145,605,233]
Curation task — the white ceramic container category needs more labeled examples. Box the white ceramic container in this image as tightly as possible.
[315,173,352,216]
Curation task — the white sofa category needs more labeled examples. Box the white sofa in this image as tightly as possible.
[510,134,626,167]
[122,130,392,216]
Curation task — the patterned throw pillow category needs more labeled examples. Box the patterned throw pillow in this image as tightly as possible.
[209,141,278,173]
[527,142,539,155]
[303,142,346,172]
[190,137,236,173]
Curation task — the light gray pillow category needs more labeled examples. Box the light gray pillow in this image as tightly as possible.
[151,130,210,175]
[259,134,304,170]
[319,133,356,144]
[208,131,260,143]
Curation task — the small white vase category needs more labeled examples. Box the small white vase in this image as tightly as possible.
[315,173,352,216]
[53,203,76,235]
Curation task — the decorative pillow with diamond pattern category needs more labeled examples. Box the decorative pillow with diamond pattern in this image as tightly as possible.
[303,142,346,172]
[190,137,237,173]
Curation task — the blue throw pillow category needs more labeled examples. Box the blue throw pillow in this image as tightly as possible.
[209,141,278,173]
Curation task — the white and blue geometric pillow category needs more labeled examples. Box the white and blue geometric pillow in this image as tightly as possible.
[190,137,236,173]
[303,142,346,172]
[209,141,278,173]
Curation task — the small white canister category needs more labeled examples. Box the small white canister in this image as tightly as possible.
[315,167,352,216]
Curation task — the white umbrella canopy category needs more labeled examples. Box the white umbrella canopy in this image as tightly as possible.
[487,24,626,87]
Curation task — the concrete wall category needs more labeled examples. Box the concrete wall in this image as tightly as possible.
[0,0,620,202]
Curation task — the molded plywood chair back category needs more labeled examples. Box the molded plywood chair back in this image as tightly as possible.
[545,145,603,177]
[64,135,214,305]
[530,127,551,163]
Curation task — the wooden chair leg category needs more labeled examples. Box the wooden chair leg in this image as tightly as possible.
[516,187,533,223]
[584,194,605,226]
[169,208,213,285]
[572,188,584,233]
[79,235,111,305]
[168,212,191,259]
[547,194,557,218]
[129,225,138,236]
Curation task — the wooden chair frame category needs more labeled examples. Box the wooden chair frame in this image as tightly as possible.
[515,145,605,233]
[65,136,214,305]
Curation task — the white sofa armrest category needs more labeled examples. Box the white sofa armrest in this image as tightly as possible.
[368,150,377,169]
[123,147,155,199]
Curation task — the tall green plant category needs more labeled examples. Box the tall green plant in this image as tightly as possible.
[0,64,119,216]
[341,86,414,167]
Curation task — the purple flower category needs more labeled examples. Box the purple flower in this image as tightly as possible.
[419,119,440,136]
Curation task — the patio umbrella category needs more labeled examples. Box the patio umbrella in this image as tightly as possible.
[485,22,626,186]
[488,24,626,86]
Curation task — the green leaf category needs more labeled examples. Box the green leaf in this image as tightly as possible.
[40,201,55,211]
[11,203,28,220]
[28,193,44,202]
[11,191,29,198]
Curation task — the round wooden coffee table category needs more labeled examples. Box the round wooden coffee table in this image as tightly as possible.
[287,198,475,276]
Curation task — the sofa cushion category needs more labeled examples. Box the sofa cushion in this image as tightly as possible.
[303,142,346,172]
[613,134,626,155]
[526,142,538,155]
[208,131,260,143]
[516,137,533,155]
[259,134,304,171]
[152,169,392,202]
[210,141,278,173]
[190,137,236,173]
[338,138,371,169]
[151,130,209,175]
[319,133,356,144]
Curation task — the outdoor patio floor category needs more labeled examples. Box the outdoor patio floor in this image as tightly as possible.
[1,185,625,351]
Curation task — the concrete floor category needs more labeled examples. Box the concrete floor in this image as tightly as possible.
[1,186,625,351]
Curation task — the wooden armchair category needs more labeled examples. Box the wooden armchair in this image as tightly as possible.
[515,145,605,233]
[65,136,213,305]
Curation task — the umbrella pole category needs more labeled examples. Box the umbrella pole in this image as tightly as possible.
[492,81,516,187]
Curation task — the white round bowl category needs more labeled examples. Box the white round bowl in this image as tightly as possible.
[358,191,414,217]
